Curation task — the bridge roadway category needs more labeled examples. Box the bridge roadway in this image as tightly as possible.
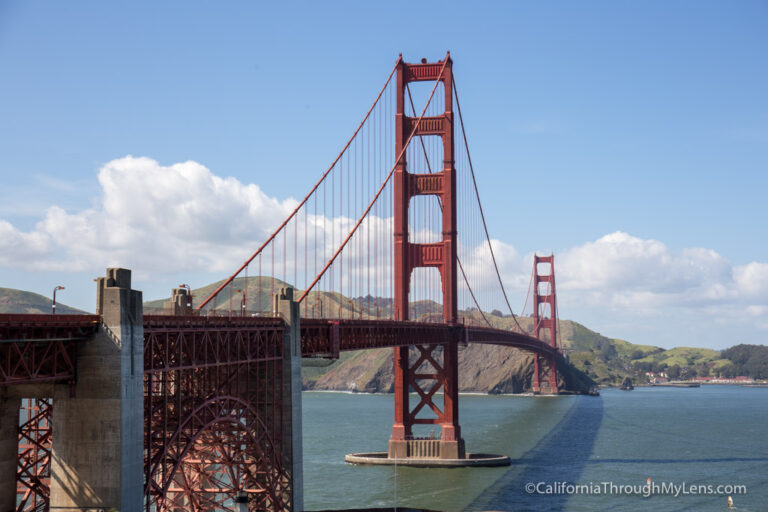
[1,313,556,385]
[1,310,556,512]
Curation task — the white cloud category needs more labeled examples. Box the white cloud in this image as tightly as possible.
[734,262,768,298]
[547,231,768,342]
[0,158,765,345]
[0,156,298,273]
[556,232,746,307]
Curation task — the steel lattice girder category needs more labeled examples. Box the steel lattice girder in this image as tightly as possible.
[0,314,98,385]
[16,398,52,512]
[144,318,292,512]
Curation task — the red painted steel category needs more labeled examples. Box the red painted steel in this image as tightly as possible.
[143,316,292,512]
[0,314,98,385]
[392,53,462,444]
[532,255,559,394]
[0,314,99,340]
[300,318,556,358]
[16,398,51,512]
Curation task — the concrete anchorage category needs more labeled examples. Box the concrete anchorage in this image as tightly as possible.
[49,268,144,512]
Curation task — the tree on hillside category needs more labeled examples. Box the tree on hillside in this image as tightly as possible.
[667,365,681,379]
[721,344,768,379]
[633,361,652,373]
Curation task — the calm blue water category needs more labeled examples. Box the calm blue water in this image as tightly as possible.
[302,386,768,511]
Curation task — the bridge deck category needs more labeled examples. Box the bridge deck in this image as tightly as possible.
[0,314,555,386]
[0,314,99,385]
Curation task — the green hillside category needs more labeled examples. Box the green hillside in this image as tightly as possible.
[143,275,747,387]
[0,287,88,314]
[634,346,730,368]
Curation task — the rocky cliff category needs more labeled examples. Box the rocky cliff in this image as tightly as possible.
[303,343,594,394]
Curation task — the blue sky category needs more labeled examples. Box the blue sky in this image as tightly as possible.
[0,1,766,349]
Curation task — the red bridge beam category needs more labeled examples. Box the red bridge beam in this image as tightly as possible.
[0,314,99,386]
[143,315,285,372]
[300,319,558,359]
[301,319,457,357]
[464,326,558,357]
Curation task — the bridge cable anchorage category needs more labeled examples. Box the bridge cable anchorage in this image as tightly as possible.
[453,77,526,333]
[196,59,399,311]
[405,82,493,329]
[297,57,449,304]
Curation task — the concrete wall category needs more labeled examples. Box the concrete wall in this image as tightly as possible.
[274,288,304,511]
[50,268,144,512]
[0,394,21,512]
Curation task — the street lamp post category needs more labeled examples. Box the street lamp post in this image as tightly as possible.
[52,286,65,315]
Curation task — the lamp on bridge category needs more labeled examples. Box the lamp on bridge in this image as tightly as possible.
[52,285,65,314]
[233,288,243,318]
[239,289,247,317]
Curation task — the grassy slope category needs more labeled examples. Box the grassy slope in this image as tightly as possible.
[634,346,731,370]
[0,287,88,314]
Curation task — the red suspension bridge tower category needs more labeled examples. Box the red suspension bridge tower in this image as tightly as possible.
[532,254,559,394]
[389,54,464,459]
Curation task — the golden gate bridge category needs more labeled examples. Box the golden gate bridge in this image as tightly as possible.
[0,53,562,512]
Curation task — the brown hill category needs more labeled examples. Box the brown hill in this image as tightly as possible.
[303,343,594,394]
[0,287,88,315]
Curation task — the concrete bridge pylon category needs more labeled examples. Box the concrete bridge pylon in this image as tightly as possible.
[49,268,144,512]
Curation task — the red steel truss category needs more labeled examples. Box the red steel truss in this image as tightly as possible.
[144,315,292,512]
[0,315,98,385]
[301,318,557,358]
[532,254,559,394]
[15,398,52,512]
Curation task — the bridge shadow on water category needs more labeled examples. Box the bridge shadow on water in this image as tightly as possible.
[466,395,604,512]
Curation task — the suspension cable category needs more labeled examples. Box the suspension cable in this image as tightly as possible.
[298,57,450,303]
[453,77,526,333]
[197,59,400,310]
[406,82,492,328]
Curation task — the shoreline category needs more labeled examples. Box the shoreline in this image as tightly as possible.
[302,389,582,397]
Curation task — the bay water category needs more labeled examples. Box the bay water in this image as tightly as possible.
[302,386,768,511]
